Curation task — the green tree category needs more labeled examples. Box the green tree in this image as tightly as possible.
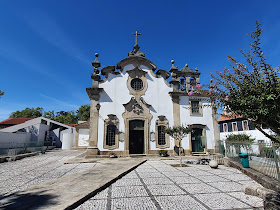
[165,125,192,166]
[43,110,55,120]
[10,107,43,118]
[0,90,4,97]
[211,21,280,143]
[76,104,90,121]
[54,110,78,124]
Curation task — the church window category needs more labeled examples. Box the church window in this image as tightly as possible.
[158,126,166,145]
[155,116,169,148]
[103,115,119,149]
[190,100,202,116]
[131,78,143,91]
[106,125,116,146]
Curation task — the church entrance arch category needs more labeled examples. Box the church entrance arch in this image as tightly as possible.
[129,120,144,154]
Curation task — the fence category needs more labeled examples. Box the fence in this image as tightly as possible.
[0,141,45,157]
[220,140,280,182]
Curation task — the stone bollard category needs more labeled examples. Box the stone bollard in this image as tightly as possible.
[209,160,218,169]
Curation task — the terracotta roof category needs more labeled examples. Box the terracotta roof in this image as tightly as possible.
[66,124,78,127]
[75,121,89,128]
[218,112,243,122]
[0,118,33,125]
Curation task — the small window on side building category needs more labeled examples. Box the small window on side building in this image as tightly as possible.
[232,122,238,131]
[223,123,228,132]
[243,120,249,131]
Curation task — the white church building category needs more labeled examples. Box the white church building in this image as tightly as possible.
[74,38,219,157]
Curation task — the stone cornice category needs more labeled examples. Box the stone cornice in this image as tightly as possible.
[86,88,103,100]
[116,57,157,71]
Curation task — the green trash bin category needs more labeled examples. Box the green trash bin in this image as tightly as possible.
[238,152,249,168]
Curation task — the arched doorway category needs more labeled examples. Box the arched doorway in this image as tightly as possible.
[129,120,144,154]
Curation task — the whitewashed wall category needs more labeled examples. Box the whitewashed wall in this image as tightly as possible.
[0,132,32,148]
[179,96,215,150]
[98,63,173,151]
[220,129,272,143]
[78,129,90,146]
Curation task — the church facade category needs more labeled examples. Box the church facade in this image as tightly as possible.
[74,41,219,156]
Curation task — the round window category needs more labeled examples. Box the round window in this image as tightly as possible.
[131,78,143,91]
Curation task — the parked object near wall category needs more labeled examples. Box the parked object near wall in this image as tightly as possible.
[62,133,74,150]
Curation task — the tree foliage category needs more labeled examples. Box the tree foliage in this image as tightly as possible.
[0,90,4,97]
[76,104,90,121]
[165,125,192,166]
[10,104,91,124]
[10,107,43,118]
[211,21,280,143]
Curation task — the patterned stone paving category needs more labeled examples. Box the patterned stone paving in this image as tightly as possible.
[77,160,264,210]
[0,149,94,196]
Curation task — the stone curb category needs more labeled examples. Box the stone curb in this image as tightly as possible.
[224,157,280,193]
[243,185,280,210]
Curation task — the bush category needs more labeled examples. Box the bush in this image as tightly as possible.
[226,133,255,143]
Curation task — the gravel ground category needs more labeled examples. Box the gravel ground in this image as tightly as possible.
[0,149,96,196]
[76,160,264,210]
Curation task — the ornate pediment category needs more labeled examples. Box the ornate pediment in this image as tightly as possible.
[127,65,147,78]
[123,97,143,115]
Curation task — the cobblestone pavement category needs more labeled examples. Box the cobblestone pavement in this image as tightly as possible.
[77,160,264,210]
[0,149,96,196]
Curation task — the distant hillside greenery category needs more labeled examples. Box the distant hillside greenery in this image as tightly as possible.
[9,105,90,124]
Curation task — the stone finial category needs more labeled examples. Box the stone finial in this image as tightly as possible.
[195,67,199,72]
[92,53,101,75]
[169,60,178,73]
[180,63,192,72]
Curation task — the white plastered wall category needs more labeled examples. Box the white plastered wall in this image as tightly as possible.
[98,63,174,151]
[179,96,215,150]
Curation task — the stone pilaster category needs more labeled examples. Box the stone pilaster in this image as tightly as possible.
[86,88,103,156]
[212,106,220,153]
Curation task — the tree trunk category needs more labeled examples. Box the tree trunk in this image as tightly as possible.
[179,140,182,167]
[256,126,280,144]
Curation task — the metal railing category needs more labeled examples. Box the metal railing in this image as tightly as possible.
[220,140,280,182]
[0,141,45,157]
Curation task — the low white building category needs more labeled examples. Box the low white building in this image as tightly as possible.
[74,42,220,156]
[218,112,273,143]
[0,117,75,148]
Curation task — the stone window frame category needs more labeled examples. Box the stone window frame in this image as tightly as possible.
[127,66,148,98]
[232,122,238,132]
[242,120,249,131]
[190,99,203,116]
[103,114,119,150]
[223,123,228,132]
[155,116,169,149]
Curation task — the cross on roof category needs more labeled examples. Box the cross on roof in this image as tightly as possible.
[132,30,142,45]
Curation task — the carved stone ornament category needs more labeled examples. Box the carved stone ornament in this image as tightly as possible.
[127,65,147,78]
[86,88,103,101]
[123,97,151,115]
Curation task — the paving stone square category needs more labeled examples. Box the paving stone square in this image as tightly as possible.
[170,176,201,184]
[155,195,208,210]
[181,183,221,194]
[195,175,229,183]
[228,192,264,208]
[75,199,107,210]
[147,184,186,196]
[122,171,138,179]
[160,171,189,177]
[111,197,157,210]
[137,172,166,178]
[112,178,142,187]
[111,185,148,198]
[220,173,253,181]
[194,193,251,209]
[142,177,173,185]
[92,188,109,199]
[208,181,243,192]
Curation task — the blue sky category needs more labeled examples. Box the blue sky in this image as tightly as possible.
[0,0,280,121]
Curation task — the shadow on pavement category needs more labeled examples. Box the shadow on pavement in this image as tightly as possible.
[0,190,58,210]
